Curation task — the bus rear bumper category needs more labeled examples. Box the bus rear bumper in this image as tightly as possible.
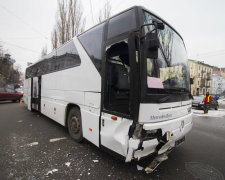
[125,113,193,162]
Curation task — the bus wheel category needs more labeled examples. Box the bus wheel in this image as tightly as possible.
[67,107,83,142]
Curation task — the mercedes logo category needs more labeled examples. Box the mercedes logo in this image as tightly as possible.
[180,120,184,132]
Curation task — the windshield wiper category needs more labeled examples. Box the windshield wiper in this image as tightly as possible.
[157,90,190,103]
[159,42,170,66]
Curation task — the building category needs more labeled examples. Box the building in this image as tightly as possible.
[213,70,225,78]
[188,60,213,95]
[211,72,225,95]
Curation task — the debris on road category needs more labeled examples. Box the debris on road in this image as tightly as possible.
[27,142,39,146]
[45,169,58,176]
[49,137,67,142]
[136,165,144,171]
[17,120,23,123]
[65,162,71,167]
[92,160,99,163]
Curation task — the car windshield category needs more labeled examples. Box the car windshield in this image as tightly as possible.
[193,96,204,101]
[143,11,190,92]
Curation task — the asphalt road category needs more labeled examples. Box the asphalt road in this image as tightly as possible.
[0,102,225,180]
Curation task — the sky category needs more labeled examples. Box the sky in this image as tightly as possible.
[0,0,225,72]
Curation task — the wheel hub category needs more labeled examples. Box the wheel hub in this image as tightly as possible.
[70,116,80,134]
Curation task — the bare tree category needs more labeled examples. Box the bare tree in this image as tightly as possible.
[41,45,48,57]
[57,0,67,45]
[51,0,86,50]
[51,28,59,50]
[68,0,85,37]
[0,44,4,57]
[98,0,112,23]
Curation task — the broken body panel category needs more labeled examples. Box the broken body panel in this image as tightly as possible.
[101,100,193,162]
[126,102,193,162]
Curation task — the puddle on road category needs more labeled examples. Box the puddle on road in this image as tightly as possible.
[185,162,224,180]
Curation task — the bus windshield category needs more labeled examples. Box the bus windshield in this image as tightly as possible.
[143,11,190,92]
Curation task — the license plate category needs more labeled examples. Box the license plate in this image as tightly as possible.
[175,136,185,146]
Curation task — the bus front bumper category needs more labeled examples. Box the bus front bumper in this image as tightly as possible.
[125,113,193,162]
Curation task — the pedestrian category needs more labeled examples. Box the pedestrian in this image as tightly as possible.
[202,92,212,114]
[215,94,219,100]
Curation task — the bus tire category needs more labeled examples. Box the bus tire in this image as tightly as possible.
[67,107,83,142]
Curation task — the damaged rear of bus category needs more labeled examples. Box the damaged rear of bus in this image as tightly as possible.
[99,6,192,173]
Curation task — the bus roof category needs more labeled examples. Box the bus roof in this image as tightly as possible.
[27,6,183,69]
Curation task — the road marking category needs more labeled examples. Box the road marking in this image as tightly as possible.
[49,137,67,142]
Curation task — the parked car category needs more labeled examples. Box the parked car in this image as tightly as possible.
[15,88,24,95]
[192,95,219,110]
[0,87,23,102]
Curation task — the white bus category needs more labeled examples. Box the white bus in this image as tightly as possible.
[24,6,193,172]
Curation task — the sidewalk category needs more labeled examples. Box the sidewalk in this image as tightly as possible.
[192,108,225,117]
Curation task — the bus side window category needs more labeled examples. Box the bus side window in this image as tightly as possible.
[78,23,105,74]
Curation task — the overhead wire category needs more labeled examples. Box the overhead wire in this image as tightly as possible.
[189,49,225,57]
[1,37,48,40]
[189,49,225,59]
[0,41,40,54]
[111,0,143,13]
[0,4,49,40]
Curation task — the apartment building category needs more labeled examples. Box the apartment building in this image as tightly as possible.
[188,60,213,95]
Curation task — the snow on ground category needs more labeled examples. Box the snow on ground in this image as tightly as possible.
[218,99,225,105]
[192,108,225,118]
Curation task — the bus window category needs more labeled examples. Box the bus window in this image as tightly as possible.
[78,23,105,73]
[107,9,136,39]
[105,40,130,115]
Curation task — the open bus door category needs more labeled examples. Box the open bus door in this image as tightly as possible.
[31,76,41,111]
[100,33,139,157]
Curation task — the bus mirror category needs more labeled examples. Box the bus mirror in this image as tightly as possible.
[157,22,164,30]
[190,78,194,84]
[145,32,159,59]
